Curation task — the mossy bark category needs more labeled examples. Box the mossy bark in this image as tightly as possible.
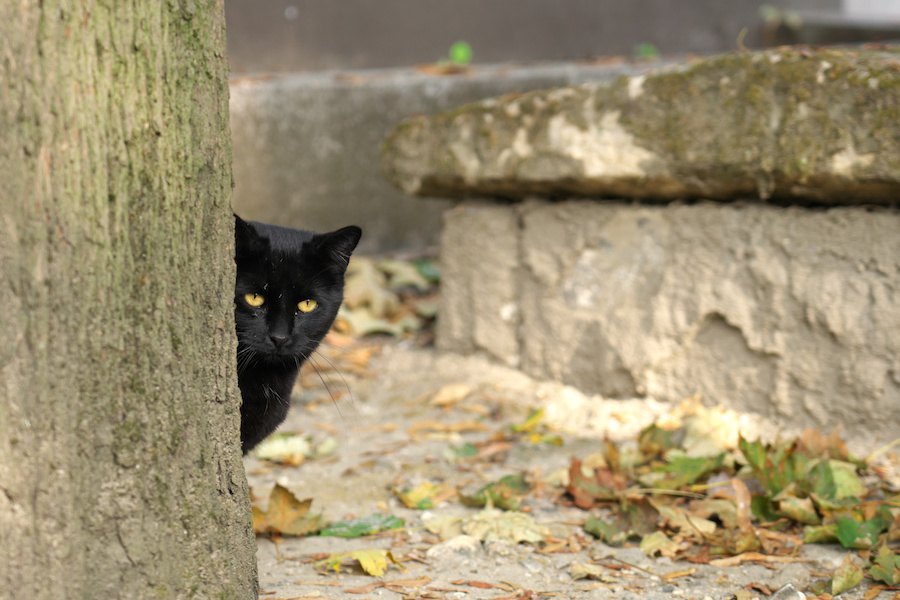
[0,1,256,598]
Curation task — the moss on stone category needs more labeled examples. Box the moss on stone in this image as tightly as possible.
[383,47,900,204]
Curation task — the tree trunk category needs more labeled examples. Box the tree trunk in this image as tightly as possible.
[0,1,257,598]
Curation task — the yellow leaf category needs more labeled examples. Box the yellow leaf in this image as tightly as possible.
[316,549,400,577]
[395,481,456,509]
[354,549,391,577]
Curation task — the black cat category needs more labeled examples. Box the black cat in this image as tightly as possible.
[234,215,361,453]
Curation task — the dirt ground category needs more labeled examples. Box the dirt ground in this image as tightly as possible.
[245,339,895,600]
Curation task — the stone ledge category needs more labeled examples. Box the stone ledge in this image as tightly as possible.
[438,201,900,443]
[383,48,900,205]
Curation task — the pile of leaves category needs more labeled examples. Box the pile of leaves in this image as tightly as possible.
[334,256,439,338]
[565,420,899,595]
[249,374,899,594]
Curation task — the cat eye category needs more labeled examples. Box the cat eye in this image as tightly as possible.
[297,299,317,313]
[244,293,265,308]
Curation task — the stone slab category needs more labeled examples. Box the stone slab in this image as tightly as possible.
[438,200,900,442]
[383,48,900,205]
[230,62,659,253]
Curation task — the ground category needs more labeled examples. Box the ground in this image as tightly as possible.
[245,338,898,600]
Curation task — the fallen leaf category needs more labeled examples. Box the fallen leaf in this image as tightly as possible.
[641,453,724,489]
[379,259,432,291]
[252,484,324,537]
[408,419,489,437]
[569,562,614,582]
[460,473,530,511]
[803,523,838,544]
[566,458,627,509]
[869,544,900,585]
[422,515,464,540]
[395,481,456,509]
[652,501,717,538]
[343,258,399,315]
[315,548,400,576]
[831,555,864,595]
[344,576,431,594]
[318,513,405,538]
[337,306,411,337]
[450,580,504,589]
[809,459,866,501]
[253,433,336,466]
[662,568,697,582]
[708,552,811,567]
[776,493,820,525]
[835,513,890,549]
[639,531,681,558]
[462,507,549,544]
[429,383,473,408]
[584,516,630,546]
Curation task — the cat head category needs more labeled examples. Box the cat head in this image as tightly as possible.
[234,215,361,362]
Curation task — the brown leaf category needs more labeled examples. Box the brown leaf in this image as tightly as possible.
[252,484,324,537]
[731,477,754,534]
[566,458,628,509]
[408,419,489,437]
[709,552,812,567]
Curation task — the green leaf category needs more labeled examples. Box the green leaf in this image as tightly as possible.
[318,514,405,538]
[511,408,545,433]
[460,473,530,511]
[652,453,724,489]
[803,524,838,544]
[738,437,807,497]
[809,459,865,501]
[638,424,683,459]
[449,442,479,459]
[835,515,888,549]
[750,495,780,523]
[869,545,900,585]
[584,516,629,546]
[414,259,441,283]
[448,41,473,65]
[830,555,864,595]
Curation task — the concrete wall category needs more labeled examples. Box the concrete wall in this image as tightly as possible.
[438,201,900,444]
[224,0,839,74]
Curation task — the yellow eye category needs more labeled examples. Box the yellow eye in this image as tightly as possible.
[244,293,265,307]
[297,299,317,313]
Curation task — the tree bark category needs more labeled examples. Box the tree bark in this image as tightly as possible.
[0,1,257,598]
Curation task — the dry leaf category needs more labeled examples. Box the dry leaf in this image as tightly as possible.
[429,383,473,408]
[252,484,324,536]
[315,548,400,577]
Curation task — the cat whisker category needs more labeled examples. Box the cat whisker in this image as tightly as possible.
[312,349,355,409]
[303,352,344,420]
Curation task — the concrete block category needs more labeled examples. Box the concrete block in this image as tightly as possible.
[439,201,900,442]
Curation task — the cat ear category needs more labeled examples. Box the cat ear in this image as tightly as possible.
[314,226,362,271]
[234,214,265,254]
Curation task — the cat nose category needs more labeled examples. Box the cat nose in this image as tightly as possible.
[269,333,289,348]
